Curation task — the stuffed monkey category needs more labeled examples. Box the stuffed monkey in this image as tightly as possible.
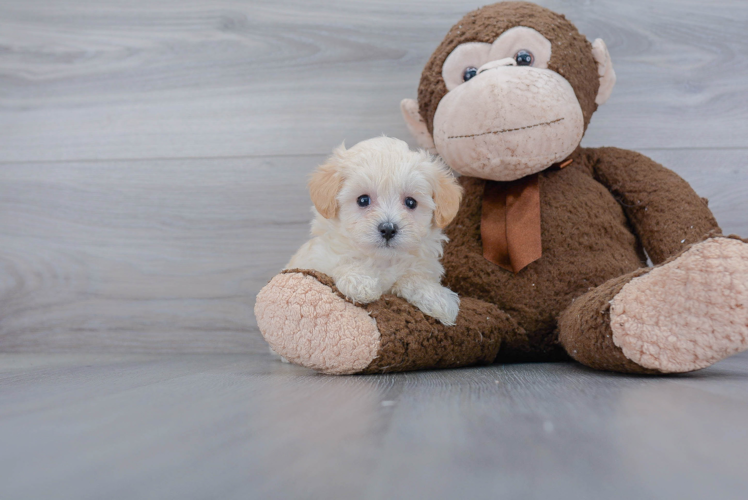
[255,2,748,375]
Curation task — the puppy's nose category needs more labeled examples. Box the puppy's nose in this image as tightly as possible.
[378,222,398,241]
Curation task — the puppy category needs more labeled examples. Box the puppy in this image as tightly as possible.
[286,136,463,325]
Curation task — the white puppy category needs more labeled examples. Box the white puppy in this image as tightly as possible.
[286,136,463,325]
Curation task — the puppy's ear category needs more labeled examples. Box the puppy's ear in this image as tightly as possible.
[309,144,346,219]
[432,161,462,228]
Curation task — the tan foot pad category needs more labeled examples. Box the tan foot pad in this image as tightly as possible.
[254,271,380,375]
[611,238,748,373]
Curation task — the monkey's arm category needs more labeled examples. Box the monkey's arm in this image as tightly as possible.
[590,146,720,265]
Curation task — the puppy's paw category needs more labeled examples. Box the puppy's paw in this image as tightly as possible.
[335,273,382,304]
[401,284,460,326]
[428,286,461,326]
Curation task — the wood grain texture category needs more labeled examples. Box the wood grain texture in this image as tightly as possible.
[0,352,747,500]
[1,2,747,497]
[0,150,745,352]
[1,0,748,162]
[0,156,318,352]
[0,0,746,353]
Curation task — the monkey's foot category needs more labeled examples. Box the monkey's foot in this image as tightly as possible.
[611,237,748,373]
[254,269,510,375]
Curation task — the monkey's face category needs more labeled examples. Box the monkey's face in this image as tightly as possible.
[433,27,585,181]
[402,3,616,183]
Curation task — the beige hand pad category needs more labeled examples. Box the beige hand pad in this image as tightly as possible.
[611,238,748,372]
[255,272,381,375]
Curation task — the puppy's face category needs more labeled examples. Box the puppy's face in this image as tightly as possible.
[309,137,462,254]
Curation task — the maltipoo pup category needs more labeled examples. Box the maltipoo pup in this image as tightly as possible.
[286,136,463,325]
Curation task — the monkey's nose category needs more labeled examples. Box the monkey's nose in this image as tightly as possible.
[378,222,398,241]
[478,57,517,74]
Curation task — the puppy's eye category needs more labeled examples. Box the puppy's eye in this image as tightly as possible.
[357,195,370,207]
[463,67,478,82]
[515,50,534,66]
[404,197,417,210]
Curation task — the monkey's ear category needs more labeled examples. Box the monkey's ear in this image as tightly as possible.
[401,99,436,152]
[432,163,463,229]
[592,39,616,105]
[309,145,346,219]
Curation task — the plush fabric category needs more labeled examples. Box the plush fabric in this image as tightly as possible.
[418,2,600,136]
[255,270,380,375]
[255,269,512,375]
[361,295,510,374]
[443,148,649,361]
[591,147,720,265]
[254,1,748,376]
[610,238,748,372]
[557,267,655,374]
[401,99,436,151]
[432,64,585,181]
[591,39,616,105]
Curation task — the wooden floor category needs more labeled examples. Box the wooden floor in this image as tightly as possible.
[1,0,747,498]
[1,352,748,499]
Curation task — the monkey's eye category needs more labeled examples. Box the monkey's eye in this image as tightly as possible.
[404,197,417,210]
[357,195,370,207]
[515,50,534,66]
[462,67,478,82]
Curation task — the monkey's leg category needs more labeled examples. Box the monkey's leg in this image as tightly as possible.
[254,269,518,374]
[559,237,748,374]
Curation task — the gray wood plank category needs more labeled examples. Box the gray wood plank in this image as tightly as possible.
[0,352,747,500]
[0,156,318,352]
[1,0,747,162]
[1,2,747,499]
[0,149,745,352]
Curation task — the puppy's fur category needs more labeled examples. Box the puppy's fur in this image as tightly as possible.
[287,136,463,325]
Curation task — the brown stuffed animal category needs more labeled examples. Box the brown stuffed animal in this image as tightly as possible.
[255,1,748,375]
